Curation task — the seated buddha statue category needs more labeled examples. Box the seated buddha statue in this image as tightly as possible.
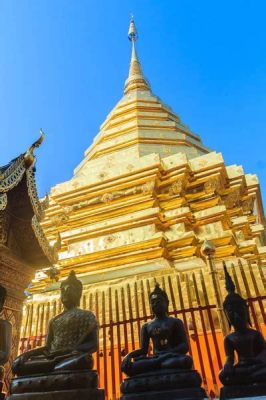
[0,284,12,368]
[120,283,205,399]
[219,265,266,393]
[122,283,192,376]
[12,271,98,376]
[0,284,12,399]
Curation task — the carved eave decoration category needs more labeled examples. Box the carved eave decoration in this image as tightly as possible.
[0,132,58,267]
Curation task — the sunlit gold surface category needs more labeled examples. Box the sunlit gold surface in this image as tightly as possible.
[22,19,266,341]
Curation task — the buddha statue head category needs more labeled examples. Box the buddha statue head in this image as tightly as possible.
[149,283,169,317]
[60,271,83,310]
[0,285,7,313]
[223,264,251,331]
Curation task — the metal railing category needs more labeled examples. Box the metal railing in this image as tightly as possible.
[20,294,266,399]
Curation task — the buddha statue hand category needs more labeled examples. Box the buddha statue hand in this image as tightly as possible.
[0,351,9,365]
[121,349,145,375]
[12,354,27,375]
[128,349,146,360]
[12,346,49,374]
[54,352,93,371]
[223,362,234,376]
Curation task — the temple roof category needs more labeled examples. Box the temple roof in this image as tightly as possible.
[0,132,59,267]
[74,17,210,177]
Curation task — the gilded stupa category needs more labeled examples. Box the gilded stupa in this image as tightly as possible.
[21,18,265,336]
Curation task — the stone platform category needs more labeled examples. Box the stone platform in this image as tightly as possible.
[121,387,207,400]
[8,388,105,400]
[223,397,266,400]
[121,369,202,393]
[8,370,104,400]
[10,370,98,393]
[220,384,266,400]
[120,369,207,400]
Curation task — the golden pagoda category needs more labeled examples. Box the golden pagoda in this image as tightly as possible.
[20,18,266,398]
[35,17,264,282]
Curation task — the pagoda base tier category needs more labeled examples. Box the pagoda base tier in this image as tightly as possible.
[8,388,105,400]
[120,387,207,400]
[220,384,266,399]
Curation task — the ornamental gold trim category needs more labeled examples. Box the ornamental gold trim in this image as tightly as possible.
[31,215,59,264]
[0,156,25,193]
[0,194,7,211]
[26,168,48,220]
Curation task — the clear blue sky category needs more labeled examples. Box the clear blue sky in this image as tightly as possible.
[1,1,266,206]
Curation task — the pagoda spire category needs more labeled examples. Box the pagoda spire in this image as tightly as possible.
[124,16,151,94]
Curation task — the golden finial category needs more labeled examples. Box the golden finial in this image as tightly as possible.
[128,15,138,42]
[124,16,150,94]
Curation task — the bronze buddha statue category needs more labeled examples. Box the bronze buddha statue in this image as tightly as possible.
[122,283,192,376]
[219,265,266,399]
[13,271,97,376]
[0,285,11,368]
[9,271,104,399]
[120,283,206,400]
[0,285,11,399]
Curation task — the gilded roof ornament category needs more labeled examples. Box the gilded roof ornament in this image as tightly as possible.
[24,129,45,168]
[201,239,216,258]
[128,15,138,42]
[124,16,150,94]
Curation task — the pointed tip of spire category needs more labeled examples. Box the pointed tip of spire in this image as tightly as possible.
[124,16,151,95]
[128,15,138,42]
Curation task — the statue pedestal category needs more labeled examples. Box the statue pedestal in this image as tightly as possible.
[120,369,207,400]
[222,397,266,400]
[121,387,207,400]
[8,388,105,400]
[220,384,266,400]
[0,383,6,400]
[8,370,104,400]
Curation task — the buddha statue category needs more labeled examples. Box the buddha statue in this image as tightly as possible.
[0,285,12,368]
[9,271,104,400]
[0,285,11,400]
[0,366,6,400]
[122,283,192,375]
[120,283,206,400]
[219,265,266,399]
[12,270,97,376]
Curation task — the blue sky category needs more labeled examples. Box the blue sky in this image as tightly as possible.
[0,0,266,206]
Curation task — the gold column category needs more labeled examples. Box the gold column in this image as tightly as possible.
[201,239,228,335]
